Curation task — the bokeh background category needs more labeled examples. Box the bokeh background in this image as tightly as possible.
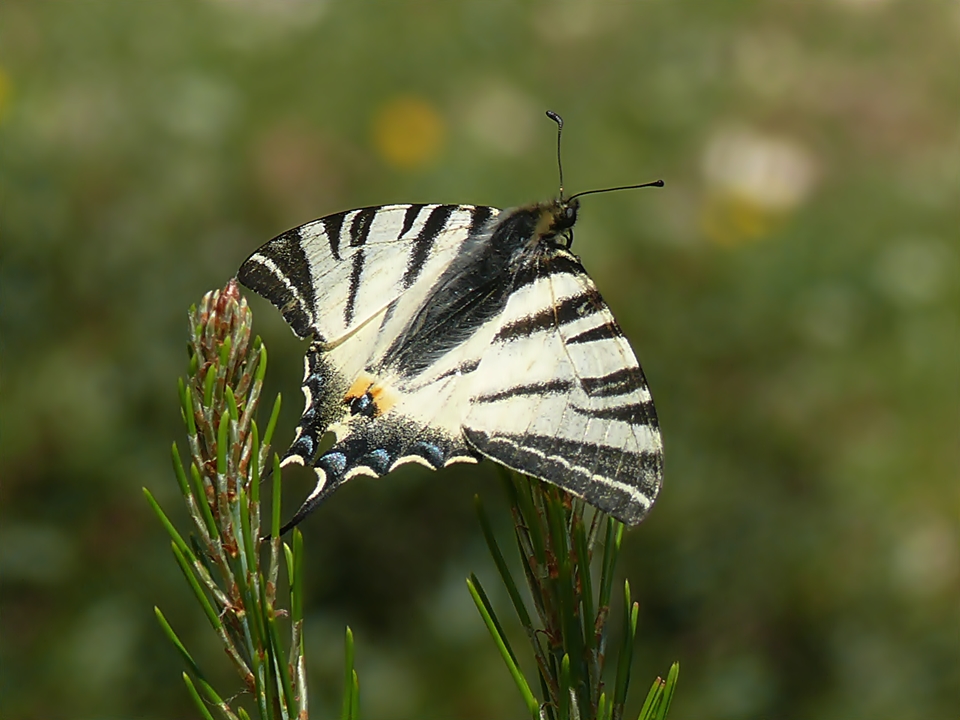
[1,1,957,718]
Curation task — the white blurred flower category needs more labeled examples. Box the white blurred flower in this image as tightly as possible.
[702,126,818,211]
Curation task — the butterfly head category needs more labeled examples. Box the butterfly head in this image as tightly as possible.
[535,196,581,250]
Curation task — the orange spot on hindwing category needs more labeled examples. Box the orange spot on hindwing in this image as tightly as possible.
[344,375,374,401]
[343,372,398,418]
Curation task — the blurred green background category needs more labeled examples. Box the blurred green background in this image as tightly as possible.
[1,1,957,718]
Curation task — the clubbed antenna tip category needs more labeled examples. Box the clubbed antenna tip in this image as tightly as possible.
[546,110,565,199]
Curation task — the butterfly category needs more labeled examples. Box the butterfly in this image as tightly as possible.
[238,112,663,532]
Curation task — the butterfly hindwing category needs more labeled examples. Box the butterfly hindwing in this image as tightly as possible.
[279,329,488,532]
[462,248,662,525]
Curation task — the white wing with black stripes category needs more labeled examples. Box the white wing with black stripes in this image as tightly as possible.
[462,255,661,525]
[238,204,491,344]
[238,196,662,531]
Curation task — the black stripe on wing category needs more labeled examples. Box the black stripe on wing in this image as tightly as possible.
[402,204,456,288]
[580,367,646,398]
[320,213,346,261]
[399,203,426,240]
[237,228,316,338]
[572,400,658,424]
[566,320,625,345]
[342,208,381,325]
[349,207,378,247]
[344,249,365,325]
[433,358,481,383]
[469,205,495,236]
[494,287,604,343]
[473,379,574,404]
[512,252,587,291]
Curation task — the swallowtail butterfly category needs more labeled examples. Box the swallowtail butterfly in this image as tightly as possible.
[239,112,663,532]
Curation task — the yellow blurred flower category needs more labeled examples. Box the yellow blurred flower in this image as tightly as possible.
[372,96,446,170]
[701,192,784,247]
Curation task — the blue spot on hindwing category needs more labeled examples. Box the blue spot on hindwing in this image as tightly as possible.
[319,451,347,477]
[290,434,315,459]
[360,448,391,474]
[411,441,444,469]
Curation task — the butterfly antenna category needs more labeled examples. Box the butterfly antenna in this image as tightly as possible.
[546,111,664,201]
[568,178,665,201]
[546,110,566,200]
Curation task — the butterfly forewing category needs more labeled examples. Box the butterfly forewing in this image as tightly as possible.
[462,248,662,525]
[238,204,491,345]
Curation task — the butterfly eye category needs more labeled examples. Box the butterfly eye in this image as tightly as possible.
[563,198,580,226]
[552,201,578,234]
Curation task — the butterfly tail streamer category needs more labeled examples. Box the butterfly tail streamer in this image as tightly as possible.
[277,448,351,535]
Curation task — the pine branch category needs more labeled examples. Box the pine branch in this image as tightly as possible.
[471,470,679,720]
[147,281,318,720]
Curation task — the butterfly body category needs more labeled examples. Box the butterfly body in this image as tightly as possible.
[239,198,662,531]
